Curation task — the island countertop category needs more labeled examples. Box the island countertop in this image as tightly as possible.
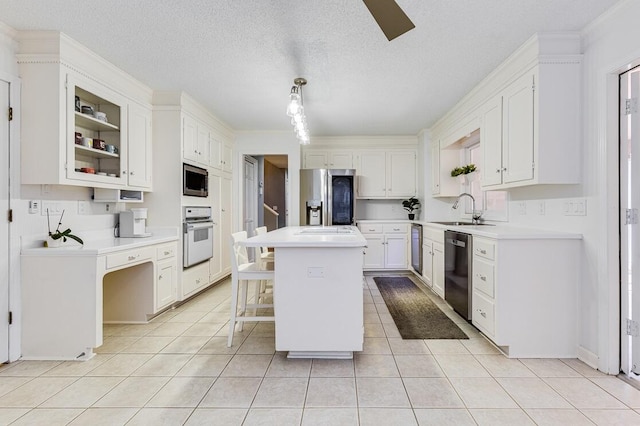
[242,226,367,248]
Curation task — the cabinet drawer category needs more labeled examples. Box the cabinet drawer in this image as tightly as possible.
[473,291,495,336]
[383,223,408,233]
[473,257,495,298]
[156,243,176,261]
[474,237,495,260]
[424,226,444,244]
[106,247,154,270]
[358,223,383,234]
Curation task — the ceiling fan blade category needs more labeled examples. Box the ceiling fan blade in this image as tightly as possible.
[362,0,415,41]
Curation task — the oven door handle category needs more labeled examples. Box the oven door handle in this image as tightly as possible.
[184,221,214,233]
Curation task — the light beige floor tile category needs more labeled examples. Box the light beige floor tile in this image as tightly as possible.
[305,378,357,407]
[0,408,29,424]
[242,408,303,426]
[310,358,354,377]
[520,359,582,377]
[86,354,153,376]
[132,353,193,376]
[413,408,476,425]
[199,377,261,408]
[497,377,573,408]
[449,377,518,408]
[388,338,430,355]
[192,311,228,324]
[469,408,536,425]
[363,311,382,324]
[0,360,61,377]
[525,408,594,425]
[220,354,273,377]
[403,378,464,408]
[433,354,490,377]
[395,355,445,378]
[198,336,240,355]
[121,336,175,353]
[456,322,482,338]
[67,407,138,425]
[147,322,193,337]
[249,323,276,337]
[301,408,358,426]
[581,408,640,425]
[167,310,209,323]
[40,376,122,408]
[126,407,193,425]
[94,336,140,354]
[560,358,606,377]
[146,377,214,407]
[43,354,114,377]
[461,338,500,354]
[94,376,169,407]
[364,303,378,313]
[355,354,399,377]
[545,377,627,409]
[356,377,411,408]
[362,338,392,355]
[382,322,402,338]
[161,336,210,354]
[107,323,161,337]
[374,304,390,315]
[0,377,32,397]
[425,340,470,354]
[590,376,640,408]
[0,377,76,407]
[237,336,276,355]
[364,323,386,338]
[184,408,247,425]
[252,377,308,408]
[377,312,395,324]
[265,352,311,377]
[9,408,83,425]
[174,354,231,377]
[359,408,418,425]
[474,354,535,377]
[182,322,225,337]
[149,309,180,322]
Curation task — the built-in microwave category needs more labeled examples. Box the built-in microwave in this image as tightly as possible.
[183,163,208,197]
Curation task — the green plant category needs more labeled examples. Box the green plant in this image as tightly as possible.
[451,164,476,177]
[402,196,420,213]
[44,209,83,246]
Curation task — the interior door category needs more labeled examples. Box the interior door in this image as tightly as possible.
[243,155,258,242]
[621,66,640,376]
[0,79,10,362]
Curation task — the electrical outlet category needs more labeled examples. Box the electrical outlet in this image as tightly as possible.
[563,198,587,216]
[517,201,527,215]
[538,200,545,215]
[78,200,90,215]
[28,200,40,214]
[41,201,61,216]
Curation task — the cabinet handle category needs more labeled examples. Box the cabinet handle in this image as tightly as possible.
[368,228,375,231]
[127,254,139,261]
[479,274,486,281]
[480,311,487,318]
[502,167,507,171]
[196,279,201,284]
[479,249,487,254]
[130,171,135,176]
[393,228,400,231]
[122,170,127,175]
[496,169,501,173]
[194,150,198,154]
[159,274,163,280]
[164,251,170,256]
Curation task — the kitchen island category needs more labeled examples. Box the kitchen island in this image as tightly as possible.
[241,226,366,359]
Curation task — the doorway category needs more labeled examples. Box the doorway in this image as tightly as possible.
[621,65,640,376]
[0,78,10,362]
[243,156,258,239]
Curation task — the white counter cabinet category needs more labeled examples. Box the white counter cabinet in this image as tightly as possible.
[422,225,445,298]
[356,151,416,198]
[21,230,178,360]
[358,221,409,270]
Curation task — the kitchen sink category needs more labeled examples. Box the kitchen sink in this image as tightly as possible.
[430,221,494,226]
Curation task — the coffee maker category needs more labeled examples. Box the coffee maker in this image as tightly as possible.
[119,208,152,238]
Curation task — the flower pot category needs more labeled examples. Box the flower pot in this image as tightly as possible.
[46,236,63,248]
[408,214,415,220]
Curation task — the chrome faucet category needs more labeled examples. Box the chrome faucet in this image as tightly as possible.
[452,193,482,224]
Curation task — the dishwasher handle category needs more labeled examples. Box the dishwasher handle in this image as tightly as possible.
[446,238,466,248]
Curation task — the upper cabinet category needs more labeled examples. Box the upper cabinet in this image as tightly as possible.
[303,150,353,169]
[17,32,154,191]
[356,150,416,198]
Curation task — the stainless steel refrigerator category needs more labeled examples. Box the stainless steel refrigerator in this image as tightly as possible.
[300,169,356,226]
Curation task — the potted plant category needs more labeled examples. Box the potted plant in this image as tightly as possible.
[451,164,477,183]
[44,209,83,247]
[402,197,420,220]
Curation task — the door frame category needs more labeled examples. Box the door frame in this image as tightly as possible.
[243,155,259,241]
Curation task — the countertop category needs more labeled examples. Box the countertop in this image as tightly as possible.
[356,219,582,240]
[241,226,367,248]
[21,227,180,256]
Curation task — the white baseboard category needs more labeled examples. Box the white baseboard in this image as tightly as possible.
[578,346,599,369]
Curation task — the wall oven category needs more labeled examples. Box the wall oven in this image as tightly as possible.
[183,163,208,197]
[183,206,214,268]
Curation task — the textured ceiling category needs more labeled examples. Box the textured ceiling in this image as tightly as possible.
[0,0,619,136]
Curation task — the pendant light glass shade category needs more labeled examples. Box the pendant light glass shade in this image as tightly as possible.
[286,78,310,144]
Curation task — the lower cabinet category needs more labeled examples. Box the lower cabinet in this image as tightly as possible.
[422,225,445,298]
[181,261,210,299]
[358,222,409,270]
[156,260,177,311]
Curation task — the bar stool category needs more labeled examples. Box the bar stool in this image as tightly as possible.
[228,231,275,347]
[254,226,274,300]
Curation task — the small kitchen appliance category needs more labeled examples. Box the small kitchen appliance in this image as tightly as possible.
[119,208,152,238]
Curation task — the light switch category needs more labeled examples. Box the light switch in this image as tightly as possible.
[307,267,325,278]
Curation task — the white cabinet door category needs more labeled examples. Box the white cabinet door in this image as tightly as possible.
[196,123,211,166]
[127,102,152,189]
[156,260,176,311]
[422,240,433,288]
[363,235,385,269]
[183,115,198,163]
[208,173,222,280]
[502,71,535,184]
[210,136,222,170]
[430,142,441,195]
[222,142,233,172]
[330,152,353,169]
[358,152,387,197]
[304,152,328,168]
[385,234,408,269]
[221,174,233,274]
[432,242,445,298]
[480,95,504,187]
[386,151,416,198]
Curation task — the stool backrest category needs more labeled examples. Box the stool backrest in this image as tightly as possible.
[230,231,249,274]
[254,226,268,254]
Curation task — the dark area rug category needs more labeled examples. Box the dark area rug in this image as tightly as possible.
[373,276,468,339]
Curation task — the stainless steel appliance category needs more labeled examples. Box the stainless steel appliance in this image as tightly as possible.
[183,206,214,268]
[300,169,356,226]
[183,163,208,197]
[119,208,151,238]
[444,230,472,320]
[411,223,422,274]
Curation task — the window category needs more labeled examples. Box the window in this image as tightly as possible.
[461,141,508,221]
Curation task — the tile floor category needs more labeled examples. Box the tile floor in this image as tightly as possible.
[0,274,638,425]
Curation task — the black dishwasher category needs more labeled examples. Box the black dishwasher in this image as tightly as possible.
[444,230,472,321]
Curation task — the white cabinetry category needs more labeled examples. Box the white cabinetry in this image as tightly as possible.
[356,151,416,198]
[303,150,353,169]
[430,140,459,197]
[127,102,153,189]
[422,225,445,298]
[358,222,409,270]
[183,115,210,166]
[470,235,580,357]
[155,243,177,311]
